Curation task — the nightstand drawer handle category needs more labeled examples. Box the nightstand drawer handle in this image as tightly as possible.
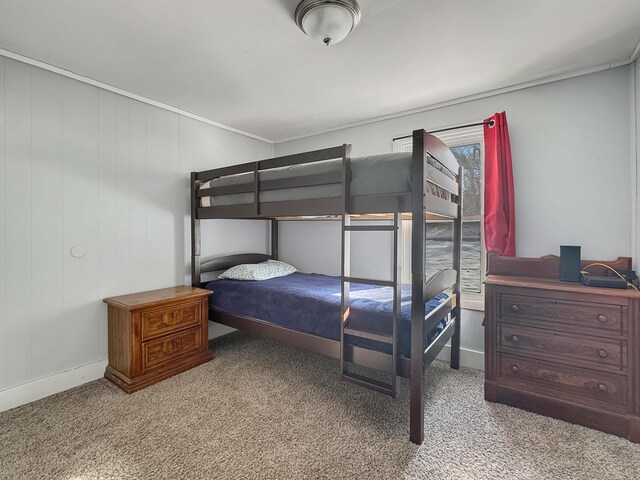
[171,311,179,318]
[510,335,520,343]
[597,314,607,323]
[510,304,520,313]
[511,364,520,373]
[597,383,608,393]
[597,349,608,359]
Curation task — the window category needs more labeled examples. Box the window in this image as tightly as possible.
[393,126,485,310]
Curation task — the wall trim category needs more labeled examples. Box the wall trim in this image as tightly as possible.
[436,345,484,371]
[274,59,635,144]
[631,36,640,63]
[2,46,637,148]
[0,360,108,413]
[0,48,273,145]
[0,346,483,412]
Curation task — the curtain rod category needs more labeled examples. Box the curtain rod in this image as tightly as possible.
[392,119,495,142]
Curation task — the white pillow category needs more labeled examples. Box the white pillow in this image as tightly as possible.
[218,260,297,281]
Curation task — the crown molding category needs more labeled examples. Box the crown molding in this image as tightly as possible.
[0,48,273,145]
[274,58,635,144]
[631,35,640,63]
[3,44,638,147]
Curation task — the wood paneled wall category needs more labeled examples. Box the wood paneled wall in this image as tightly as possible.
[0,56,272,392]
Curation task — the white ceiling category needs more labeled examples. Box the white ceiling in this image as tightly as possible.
[0,0,639,142]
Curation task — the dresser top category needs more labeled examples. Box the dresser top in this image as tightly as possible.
[103,286,212,309]
[485,275,640,298]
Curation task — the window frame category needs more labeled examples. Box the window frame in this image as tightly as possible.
[392,126,486,311]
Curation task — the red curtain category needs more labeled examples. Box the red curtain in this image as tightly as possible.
[484,112,516,257]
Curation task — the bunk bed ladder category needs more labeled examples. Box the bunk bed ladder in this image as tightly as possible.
[340,212,402,397]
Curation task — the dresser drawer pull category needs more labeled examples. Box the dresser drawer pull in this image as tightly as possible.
[597,314,607,323]
[510,304,520,313]
[597,383,608,393]
[171,311,179,318]
[171,338,180,348]
[597,349,608,359]
[511,364,520,373]
[510,335,520,343]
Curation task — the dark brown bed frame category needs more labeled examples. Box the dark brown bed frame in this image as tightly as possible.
[190,129,463,444]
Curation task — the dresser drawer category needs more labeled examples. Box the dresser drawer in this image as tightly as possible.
[141,301,201,340]
[500,294,624,335]
[499,323,626,371]
[498,353,627,409]
[142,327,202,372]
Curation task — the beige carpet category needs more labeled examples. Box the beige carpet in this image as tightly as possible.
[1,332,639,480]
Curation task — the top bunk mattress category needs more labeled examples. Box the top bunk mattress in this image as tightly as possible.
[199,152,455,207]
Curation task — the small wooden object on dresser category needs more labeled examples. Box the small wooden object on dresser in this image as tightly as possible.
[103,286,213,393]
[484,254,640,443]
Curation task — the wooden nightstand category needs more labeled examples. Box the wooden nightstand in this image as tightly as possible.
[103,286,213,393]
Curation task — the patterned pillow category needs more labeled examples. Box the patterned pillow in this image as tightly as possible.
[218,260,297,281]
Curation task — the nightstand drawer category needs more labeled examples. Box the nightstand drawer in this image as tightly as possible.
[498,353,627,409]
[500,294,624,335]
[142,327,202,372]
[141,301,201,340]
[498,323,626,371]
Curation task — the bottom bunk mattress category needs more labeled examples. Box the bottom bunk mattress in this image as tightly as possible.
[204,272,450,357]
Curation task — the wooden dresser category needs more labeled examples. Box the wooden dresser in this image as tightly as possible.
[103,286,213,393]
[484,255,640,442]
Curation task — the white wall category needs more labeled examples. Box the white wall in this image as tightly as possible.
[275,66,634,364]
[0,58,633,405]
[280,220,395,280]
[0,56,272,408]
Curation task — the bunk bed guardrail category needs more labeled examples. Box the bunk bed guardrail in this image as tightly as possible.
[195,145,350,219]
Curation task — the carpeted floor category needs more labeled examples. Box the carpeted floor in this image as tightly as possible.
[1,333,639,479]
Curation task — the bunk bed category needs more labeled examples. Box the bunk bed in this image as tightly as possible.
[190,129,462,444]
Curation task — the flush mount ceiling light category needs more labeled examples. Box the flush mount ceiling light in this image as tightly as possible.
[295,0,361,46]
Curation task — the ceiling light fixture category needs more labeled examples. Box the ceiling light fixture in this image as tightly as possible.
[295,0,361,46]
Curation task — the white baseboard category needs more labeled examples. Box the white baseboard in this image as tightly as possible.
[209,321,236,339]
[0,342,481,413]
[436,345,484,370]
[0,359,108,413]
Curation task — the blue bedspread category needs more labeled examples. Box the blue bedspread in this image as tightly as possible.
[205,272,449,357]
